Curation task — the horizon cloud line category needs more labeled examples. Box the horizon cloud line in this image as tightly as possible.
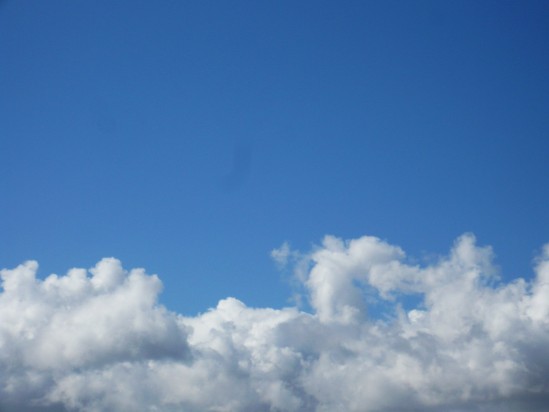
[1,233,548,411]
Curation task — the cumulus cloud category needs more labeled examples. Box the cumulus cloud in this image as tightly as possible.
[1,234,549,411]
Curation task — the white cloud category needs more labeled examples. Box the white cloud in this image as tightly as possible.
[1,234,549,411]
[271,241,292,267]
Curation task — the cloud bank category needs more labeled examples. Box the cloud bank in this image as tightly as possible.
[1,234,548,411]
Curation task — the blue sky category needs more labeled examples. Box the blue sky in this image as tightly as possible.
[1,0,549,318]
[2,2,549,411]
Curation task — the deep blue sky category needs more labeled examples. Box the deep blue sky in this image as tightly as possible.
[1,0,548,315]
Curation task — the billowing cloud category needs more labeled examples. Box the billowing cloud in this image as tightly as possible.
[1,234,549,411]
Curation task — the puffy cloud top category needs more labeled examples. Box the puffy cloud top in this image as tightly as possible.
[1,234,549,411]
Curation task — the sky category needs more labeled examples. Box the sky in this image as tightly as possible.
[1,1,549,411]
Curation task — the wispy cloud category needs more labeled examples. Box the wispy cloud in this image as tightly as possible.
[1,235,548,411]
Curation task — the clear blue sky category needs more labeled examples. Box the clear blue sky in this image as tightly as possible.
[1,0,548,315]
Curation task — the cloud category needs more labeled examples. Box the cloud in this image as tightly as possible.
[1,234,549,411]
[271,241,292,267]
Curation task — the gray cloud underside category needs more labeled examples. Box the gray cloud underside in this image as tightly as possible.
[1,234,548,411]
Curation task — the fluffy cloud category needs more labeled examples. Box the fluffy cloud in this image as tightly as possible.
[1,234,549,411]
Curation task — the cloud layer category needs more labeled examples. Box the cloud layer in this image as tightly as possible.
[1,234,548,411]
